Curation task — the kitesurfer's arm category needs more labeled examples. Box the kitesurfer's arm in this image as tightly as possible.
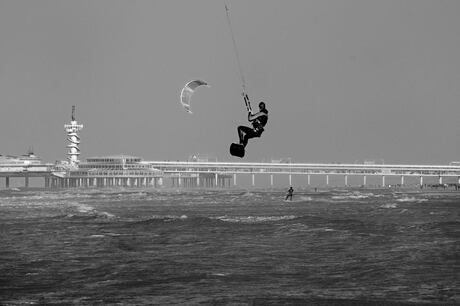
[248,111,266,122]
[242,92,252,113]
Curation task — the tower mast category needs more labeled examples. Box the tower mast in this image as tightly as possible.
[64,106,83,168]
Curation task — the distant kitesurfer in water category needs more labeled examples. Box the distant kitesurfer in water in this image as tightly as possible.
[285,186,294,201]
[237,96,268,148]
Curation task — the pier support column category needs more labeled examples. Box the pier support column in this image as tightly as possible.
[382,176,386,187]
[5,177,9,188]
[438,176,443,185]
[270,174,274,187]
[420,176,423,187]
[326,175,329,186]
[307,174,311,186]
[215,173,218,187]
[401,176,404,186]
[252,174,255,187]
[344,175,348,186]
[363,175,367,186]
[233,174,237,186]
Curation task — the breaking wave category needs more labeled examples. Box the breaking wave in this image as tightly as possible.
[213,215,297,224]
[396,196,428,203]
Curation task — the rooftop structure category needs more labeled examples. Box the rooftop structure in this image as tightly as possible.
[0,151,43,165]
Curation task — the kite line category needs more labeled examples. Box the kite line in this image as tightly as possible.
[224,0,248,98]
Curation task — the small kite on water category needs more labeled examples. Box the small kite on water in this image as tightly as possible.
[180,80,209,114]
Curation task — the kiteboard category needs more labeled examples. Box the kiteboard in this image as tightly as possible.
[230,143,245,158]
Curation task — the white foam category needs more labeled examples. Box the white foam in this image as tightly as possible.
[380,203,398,208]
[211,273,229,277]
[396,196,428,203]
[331,191,374,200]
[214,215,296,223]
[147,214,188,221]
[283,196,313,203]
[75,203,95,213]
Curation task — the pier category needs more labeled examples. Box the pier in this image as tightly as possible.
[144,160,460,188]
[1,106,459,189]
[1,159,460,189]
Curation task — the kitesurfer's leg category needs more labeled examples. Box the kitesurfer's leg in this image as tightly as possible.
[238,126,255,147]
[238,126,263,147]
[238,126,251,146]
[237,126,245,145]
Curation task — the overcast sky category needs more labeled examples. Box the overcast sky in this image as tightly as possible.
[0,0,459,164]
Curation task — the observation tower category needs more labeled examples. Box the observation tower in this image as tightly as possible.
[64,106,83,168]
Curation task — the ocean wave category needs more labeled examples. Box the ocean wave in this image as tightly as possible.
[283,196,313,203]
[277,223,337,234]
[148,214,188,221]
[396,196,428,203]
[331,191,376,200]
[66,202,116,219]
[380,203,398,208]
[212,215,297,224]
[129,214,189,225]
[241,191,261,198]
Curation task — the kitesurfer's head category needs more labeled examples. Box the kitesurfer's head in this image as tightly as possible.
[258,102,266,110]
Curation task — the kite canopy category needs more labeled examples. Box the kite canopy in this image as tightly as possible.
[180,80,209,114]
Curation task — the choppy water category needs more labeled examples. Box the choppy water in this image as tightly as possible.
[0,188,459,305]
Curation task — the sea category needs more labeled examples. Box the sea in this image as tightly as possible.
[0,187,458,305]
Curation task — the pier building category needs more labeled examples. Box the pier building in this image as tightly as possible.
[0,151,53,188]
[49,155,164,188]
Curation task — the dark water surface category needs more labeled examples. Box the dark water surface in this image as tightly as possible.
[0,188,459,305]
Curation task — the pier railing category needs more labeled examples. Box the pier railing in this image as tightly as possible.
[143,161,460,177]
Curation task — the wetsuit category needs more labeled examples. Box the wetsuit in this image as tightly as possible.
[237,109,268,147]
[285,187,293,201]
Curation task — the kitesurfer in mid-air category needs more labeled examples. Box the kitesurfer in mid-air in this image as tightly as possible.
[237,94,268,148]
